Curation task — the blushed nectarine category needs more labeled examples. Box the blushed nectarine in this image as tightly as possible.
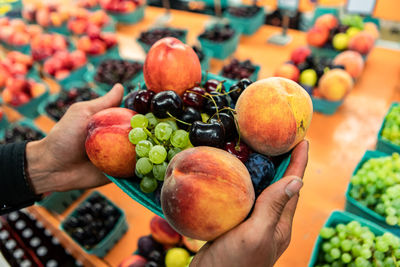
[85,107,136,178]
[236,77,312,156]
[274,63,300,82]
[333,50,364,79]
[150,216,181,245]
[161,146,254,241]
[143,37,202,96]
[318,69,353,101]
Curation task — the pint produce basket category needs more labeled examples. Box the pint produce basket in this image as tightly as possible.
[88,45,120,66]
[14,84,50,119]
[107,4,145,24]
[61,191,128,258]
[219,64,260,83]
[37,190,85,214]
[311,96,343,115]
[308,210,389,266]
[0,118,45,142]
[198,29,240,60]
[137,28,188,53]
[345,150,400,236]
[223,6,265,35]
[376,103,400,154]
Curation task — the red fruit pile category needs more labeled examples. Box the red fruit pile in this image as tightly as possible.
[0,52,33,87]
[77,30,117,55]
[100,0,144,13]
[68,9,111,35]
[0,18,42,46]
[22,3,70,28]
[31,33,69,61]
[1,78,46,107]
[43,50,87,80]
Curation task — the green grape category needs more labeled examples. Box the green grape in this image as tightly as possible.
[330,237,340,247]
[153,162,168,181]
[129,128,147,145]
[383,257,396,267]
[394,249,400,258]
[320,227,336,239]
[136,140,153,157]
[155,122,173,141]
[354,257,368,267]
[168,147,182,161]
[376,240,389,252]
[330,248,341,259]
[340,240,352,252]
[149,145,167,164]
[322,242,332,252]
[171,130,189,148]
[135,168,144,179]
[164,119,178,131]
[131,114,148,129]
[136,157,153,175]
[145,113,159,129]
[360,248,371,259]
[140,176,158,193]
[352,245,362,257]
[342,253,352,263]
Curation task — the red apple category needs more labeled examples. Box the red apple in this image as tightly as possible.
[144,37,202,96]
[307,27,329,47]
[290,46,311,65]
[274,63,300,82]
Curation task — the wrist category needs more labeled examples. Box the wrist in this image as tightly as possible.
[25,139,56,194]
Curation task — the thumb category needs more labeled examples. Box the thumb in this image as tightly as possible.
[251,175,303,231]
[86,83,125,113]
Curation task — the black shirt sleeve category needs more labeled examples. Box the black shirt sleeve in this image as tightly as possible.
[0,142,41,214]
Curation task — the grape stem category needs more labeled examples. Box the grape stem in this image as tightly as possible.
[166,111,192,126]
[143,128,160,145]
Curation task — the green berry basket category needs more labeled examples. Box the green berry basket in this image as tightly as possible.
[46,23,70,36]
[376,103,400,155]
[107,4,145,25]
[198,28,241,60]
[37,81,102,122]
[345,150,400,236]
[202,0,229,8]
[311,96,343,115]
[0,40,30,54]
[60,191,128,258]
[36,190,85,214]
[87,45,120,66]
[219,64,261,83]
[308,210,390,267]
[223,6,265,36]
[84,59,144,94]
[137,28,188,53]
[0,118,46,142]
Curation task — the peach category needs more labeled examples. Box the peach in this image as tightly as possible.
[333,50,364,79]
[315,14,338,30]
[364,22,379,40]
[290,46,311,65]
[85,107,137,178]
[274,63,300,82]
[182,236,206,252]
[161,146,254,241]
[318,69,353,101]
[236,77,312,156]
[349,31,375,55]
[307,26,329,47]
[118,255,147,267]
[150,216,181,245]
[144,37,202,97]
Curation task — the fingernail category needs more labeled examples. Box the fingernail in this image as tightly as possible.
[285,178,303,198]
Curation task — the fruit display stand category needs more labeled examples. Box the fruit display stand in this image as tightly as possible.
[311,97,343,115]
[345,150,400,236]
[308,210,390,267]
[223,5,265,36]
[1,5,399,267]
[376,102,400,154]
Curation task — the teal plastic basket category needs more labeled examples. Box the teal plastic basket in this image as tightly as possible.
[12,84,50,119]
[55,65,89,89]
[0,118,46,141]
[308,210,390,267]
[311,96,343,115]
[376,103,400,154]
[223,6,265,35]
[107,4,145,24]
[200,49,211,71]
[46,23,69,35]
[310,46,340,60]
[0,0,22,18]
[60,191,128,258]
[88,45,120,66]
[219,64,260,83]
[345,150,400,236]
[137,28,188,53]
[310,6,340,26]
[198,28,241,60]
[37,190,85,214]
[201,0,229,8]
[84,59,144,94]
[0,114,9,131]
[0,40,30,54]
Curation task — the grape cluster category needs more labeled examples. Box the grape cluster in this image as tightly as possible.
[129,113,191,193]
[350,153,400,227]
[315,221,400,267]
[381,105,400,146]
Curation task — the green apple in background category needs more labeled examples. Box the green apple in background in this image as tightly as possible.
[347,27,361,38]
[332,33,349,51]
[300,69,318,87]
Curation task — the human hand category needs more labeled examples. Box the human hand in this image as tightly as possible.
[26,84,125,194]
[191,140,309,267]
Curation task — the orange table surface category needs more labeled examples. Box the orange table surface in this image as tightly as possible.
[4,6,400,267]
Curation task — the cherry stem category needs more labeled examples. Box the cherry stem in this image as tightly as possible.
[143,128,160,145]
[205,92,220,121]
[166,111,191,126]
